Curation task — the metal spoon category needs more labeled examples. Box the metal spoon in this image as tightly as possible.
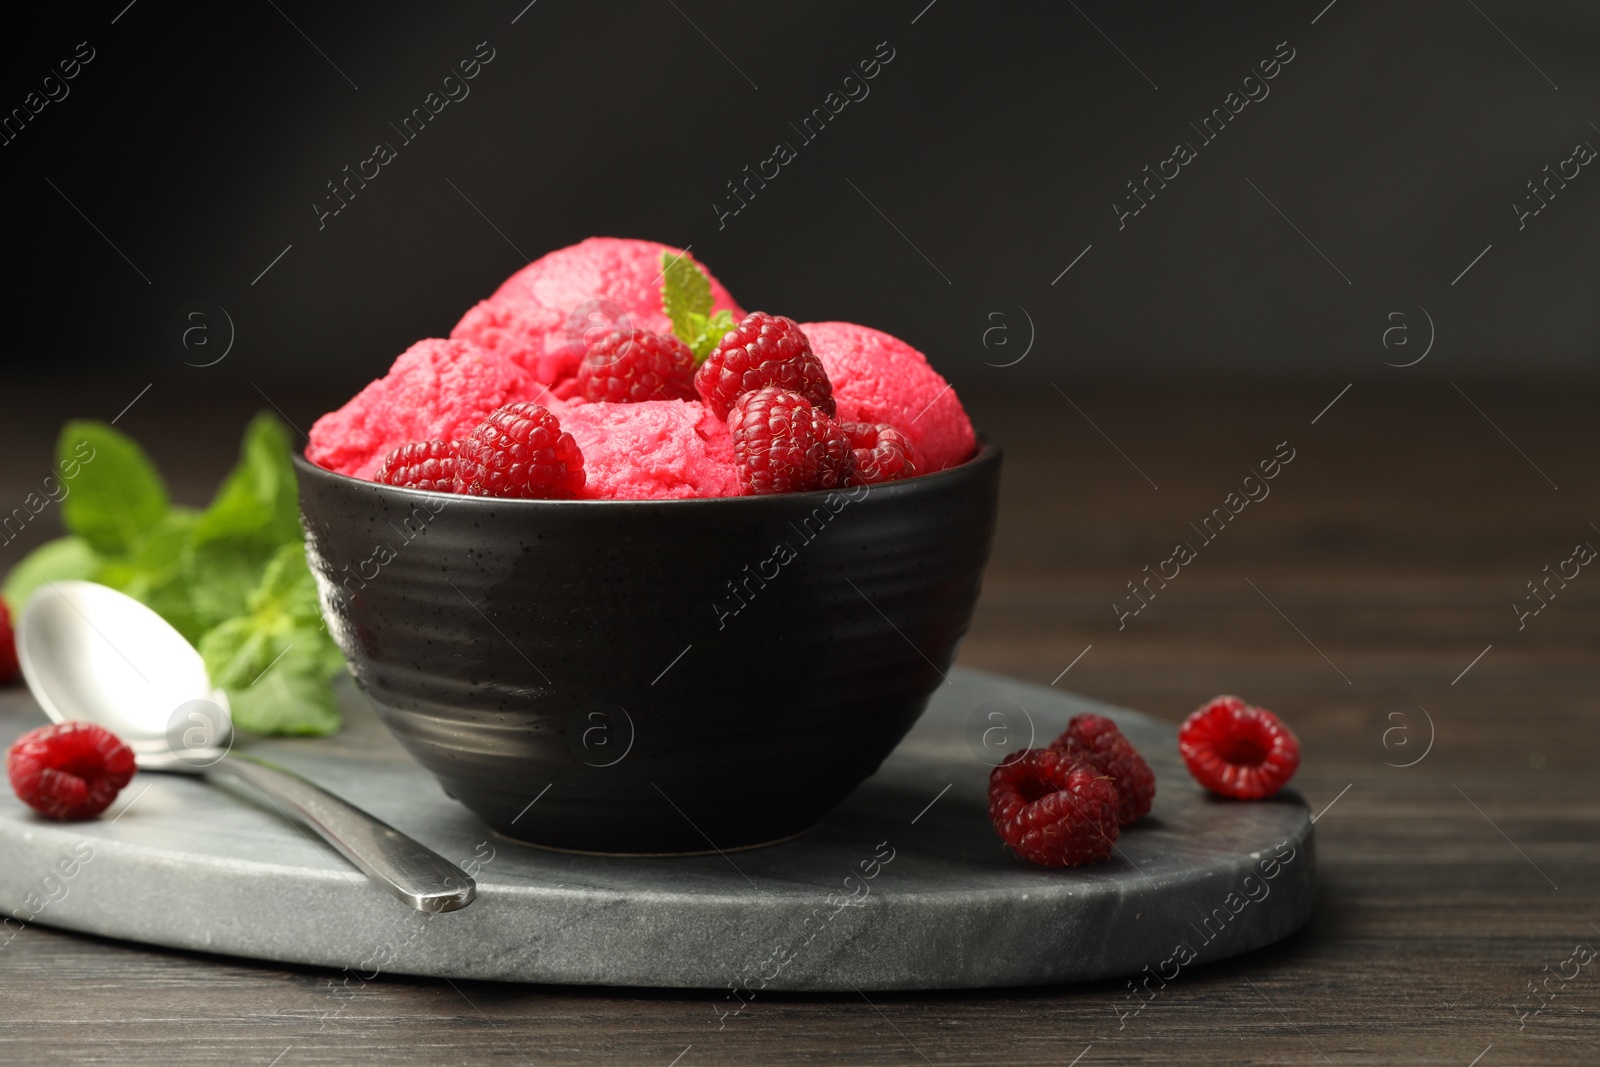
[16,580,475,913]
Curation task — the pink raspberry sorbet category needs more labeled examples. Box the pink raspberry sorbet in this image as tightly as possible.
[452,237,744,386]
[801,321,976,472]
[307,338,542,482]
[307,241,979,499]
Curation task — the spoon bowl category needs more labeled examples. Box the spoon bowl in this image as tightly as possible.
[17,580,232,762]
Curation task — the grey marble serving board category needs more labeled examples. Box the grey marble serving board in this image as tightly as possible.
[0,668,1313,991]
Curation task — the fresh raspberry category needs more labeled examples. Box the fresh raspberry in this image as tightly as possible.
[728,387,855,495]
[375,440,460,493]
[0,600,18,684]
[1179,696,1301,800]
[695,312,835,419]
[842,422,919,484]
[456,402,585,499]
[988,748,1120,867]
[1049,714,1155,825]
[575,329,697,404]
[7,722,136,821]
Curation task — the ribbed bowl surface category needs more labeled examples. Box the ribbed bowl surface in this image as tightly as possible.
[294,439,1001,853]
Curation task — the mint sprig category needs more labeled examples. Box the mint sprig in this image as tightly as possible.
[661,250,735,362]
[3,414,345,736]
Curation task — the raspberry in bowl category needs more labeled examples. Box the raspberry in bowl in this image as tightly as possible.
[296,238,999,854]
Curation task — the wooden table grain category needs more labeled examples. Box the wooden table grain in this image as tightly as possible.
[2,382,1597,1065]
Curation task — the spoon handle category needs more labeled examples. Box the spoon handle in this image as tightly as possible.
[219,754,477,913]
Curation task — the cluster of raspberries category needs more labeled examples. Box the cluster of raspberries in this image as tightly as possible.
[372,404,586,499]
[988,698,1300,868]
[371,311,919,499]
[988,714,1157,868]
[689,312,917,494]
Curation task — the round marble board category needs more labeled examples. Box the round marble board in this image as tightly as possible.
[0,667,1313,991]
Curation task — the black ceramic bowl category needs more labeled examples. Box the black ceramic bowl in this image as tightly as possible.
[294,438,1001,854]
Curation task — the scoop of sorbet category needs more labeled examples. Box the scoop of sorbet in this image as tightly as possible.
[801,321,975,471]
[307,338,539,481]
[452,237,744,386]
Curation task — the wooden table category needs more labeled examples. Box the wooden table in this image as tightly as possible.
[2,382,1596,1065]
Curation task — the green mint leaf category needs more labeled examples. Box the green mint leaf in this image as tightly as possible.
[195,412,301,547]
[185,413,303,631]
[57,420,169,556]
[96,509,207,643]
[3,536,102,613]
[248,541,333,639]
[201,618,342,736]
[198,543,344,736]
[660,249,715,348]
[693,309,737,361]
[182,542,264,637]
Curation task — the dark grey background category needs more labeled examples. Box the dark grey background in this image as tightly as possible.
[3,0,1596,410]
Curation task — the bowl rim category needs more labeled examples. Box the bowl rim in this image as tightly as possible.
[293,433,1001,509]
